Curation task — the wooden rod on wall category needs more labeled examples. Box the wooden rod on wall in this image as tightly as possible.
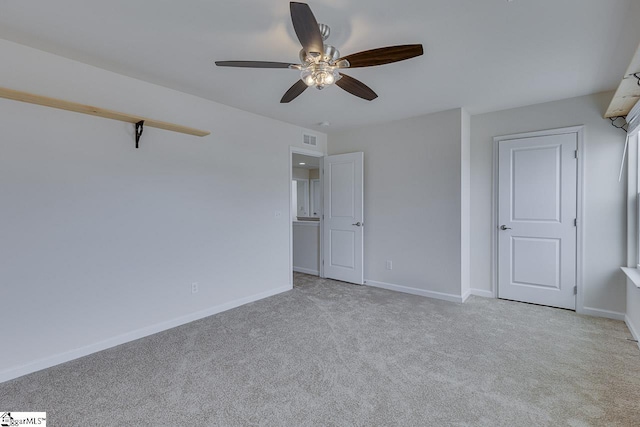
[0,86,211,137]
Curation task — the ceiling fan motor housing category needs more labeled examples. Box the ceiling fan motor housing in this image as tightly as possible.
[298,45,340,64]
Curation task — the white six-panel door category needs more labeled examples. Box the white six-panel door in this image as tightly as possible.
[323,152,364,284]
[498,133,577,309]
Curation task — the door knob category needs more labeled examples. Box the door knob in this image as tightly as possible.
[500,225,512,230]
[352,222,362,227]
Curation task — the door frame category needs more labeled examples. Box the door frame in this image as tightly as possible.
[289,146,325,289]
[491,126,585,313]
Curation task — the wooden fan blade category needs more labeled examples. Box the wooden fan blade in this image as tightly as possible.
[339,44,424,68]
[290,2,324,55]
[215,61,296,69]
[335,74,378,101]
[281,80,309,103]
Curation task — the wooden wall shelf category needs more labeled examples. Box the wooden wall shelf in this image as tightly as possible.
[0,86,210,138]
[605,42,640,119]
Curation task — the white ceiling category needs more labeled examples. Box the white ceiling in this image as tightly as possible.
[0,0,639,133]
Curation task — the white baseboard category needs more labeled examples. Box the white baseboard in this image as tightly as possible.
[293,266,319,276]
[462,289,494,302]
[365,279,463,303]
[469,289,494,299]
[0,285,291,384]
[580,306,626,321]
[461,290,471,303]
[625,314,640,350]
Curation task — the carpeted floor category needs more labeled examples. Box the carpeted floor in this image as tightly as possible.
[1,273,639,426]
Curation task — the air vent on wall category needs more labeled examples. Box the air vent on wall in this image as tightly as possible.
[303,134,317,146]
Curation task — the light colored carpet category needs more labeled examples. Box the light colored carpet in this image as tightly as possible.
[1,273,639,426]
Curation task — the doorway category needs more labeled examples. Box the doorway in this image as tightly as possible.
[493,127,584,310]
[290,147,324,288]
[289,148,366,289]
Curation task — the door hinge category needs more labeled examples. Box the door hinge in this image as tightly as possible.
[573,286,577,295]
[574,150,578,159]
[574,218,577,227]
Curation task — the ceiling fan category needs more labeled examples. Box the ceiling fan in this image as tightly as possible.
[215,2,424,103]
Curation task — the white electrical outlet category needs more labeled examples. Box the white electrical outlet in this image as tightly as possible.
[386,260,393,270]
[191,282,199,294]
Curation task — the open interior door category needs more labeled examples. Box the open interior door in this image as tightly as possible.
[323,152,364,284]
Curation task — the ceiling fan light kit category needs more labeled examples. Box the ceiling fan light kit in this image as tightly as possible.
[215,2,424,103]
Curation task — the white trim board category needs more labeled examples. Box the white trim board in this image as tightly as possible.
[580,306,625,321]
[0,285,291,384]
[365,280,464,304]
[470,289,494,299]
[293,267,319,276]
[625,314,640,351]
[621,267,640,289]
[492,126,585,312]
[458,289,493,303]
[462,290,471,303]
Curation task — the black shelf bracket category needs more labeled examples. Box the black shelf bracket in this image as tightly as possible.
[609,116,628,133]
[135,120,144,149]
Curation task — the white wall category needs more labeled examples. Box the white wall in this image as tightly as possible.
[328,109,466,301]
[0,39,326,382]
[470,92,627,317]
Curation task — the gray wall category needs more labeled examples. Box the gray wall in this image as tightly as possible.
[329,109,465,298]
[470,92,627,316]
